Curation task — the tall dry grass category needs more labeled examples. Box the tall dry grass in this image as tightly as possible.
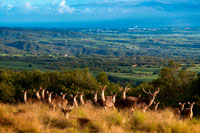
[0,103,200,133]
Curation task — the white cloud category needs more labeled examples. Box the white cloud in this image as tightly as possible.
[7,4,13,10]
[58,0,74,13]
[24,1,33,10]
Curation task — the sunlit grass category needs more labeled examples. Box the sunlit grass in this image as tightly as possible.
[0,104,200,133]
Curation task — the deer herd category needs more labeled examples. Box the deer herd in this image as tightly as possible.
[22,86,195,120]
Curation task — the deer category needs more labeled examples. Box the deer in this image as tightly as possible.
[93,90,104,107]
[67,93,79,108]
[100,86,116,110]
[22,89,42,104]
[40,87,47,103]
[153,101,160,111]
[78,91,93,106]
[172,102,185,115]
[46,91,68,111]
[136,88,160,112]
[60,105,75,119]
[115,87,139,112]
[182,102,195,120]
[61,92,67,100]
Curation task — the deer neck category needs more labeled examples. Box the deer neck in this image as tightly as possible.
[74,96,78,107]
[48,94,52,103]
[62,94,66,99]
[42,90,45,100]
[180,105,185,112]
[154,104,158,111]
[122,91,126,100]
[24,92,27,103]
[94,93,98,103]
[101,89,106,102]
[112,95,116,103]
[190,106,193,114]
[36,92,41,100]
[80,94,85,105]
[145,96,155,110]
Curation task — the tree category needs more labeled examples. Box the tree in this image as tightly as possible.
[96,71,109,85]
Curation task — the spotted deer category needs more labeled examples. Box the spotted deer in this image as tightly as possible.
[100,86,115,110]
[182,102,195,120]
[46,91,68,111]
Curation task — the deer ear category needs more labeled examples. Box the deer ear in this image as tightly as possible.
[193,102,195,104]
[61,92,63,95]
[179,102,181,105]
[188,102,191,104]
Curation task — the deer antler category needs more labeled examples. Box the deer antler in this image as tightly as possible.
[143,88,149,94]
[155,88,160,94]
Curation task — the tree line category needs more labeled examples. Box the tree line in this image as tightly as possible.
[0,60,200,115]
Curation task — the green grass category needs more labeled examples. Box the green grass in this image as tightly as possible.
[0,61,48,71]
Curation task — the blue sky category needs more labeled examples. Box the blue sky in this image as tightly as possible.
[0,0,200,27]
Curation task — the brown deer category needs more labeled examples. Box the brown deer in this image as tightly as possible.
[136,88,160,112]
[182,102,195,120]
[93,91,103,106]
[100,86,116,110]
[79,91,93,106]
[22,89,42,104]
[115,87,139,112]
[46,91,68,111]
[60,105,74,119]
[40,87,47,103]
[61,92,67,100]
[172,102,185,115]
[67,93,79,108]
[153,101,160,111]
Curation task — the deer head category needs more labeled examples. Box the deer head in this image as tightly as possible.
[188,102,195,109]
[179,102,185,111]
[40,87,46,100]
[61,92,67,99]
[46,91,53,103]
[143,88,160,100]
[33,89,41,100]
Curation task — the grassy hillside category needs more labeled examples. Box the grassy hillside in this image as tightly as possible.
[0,103,200,133]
